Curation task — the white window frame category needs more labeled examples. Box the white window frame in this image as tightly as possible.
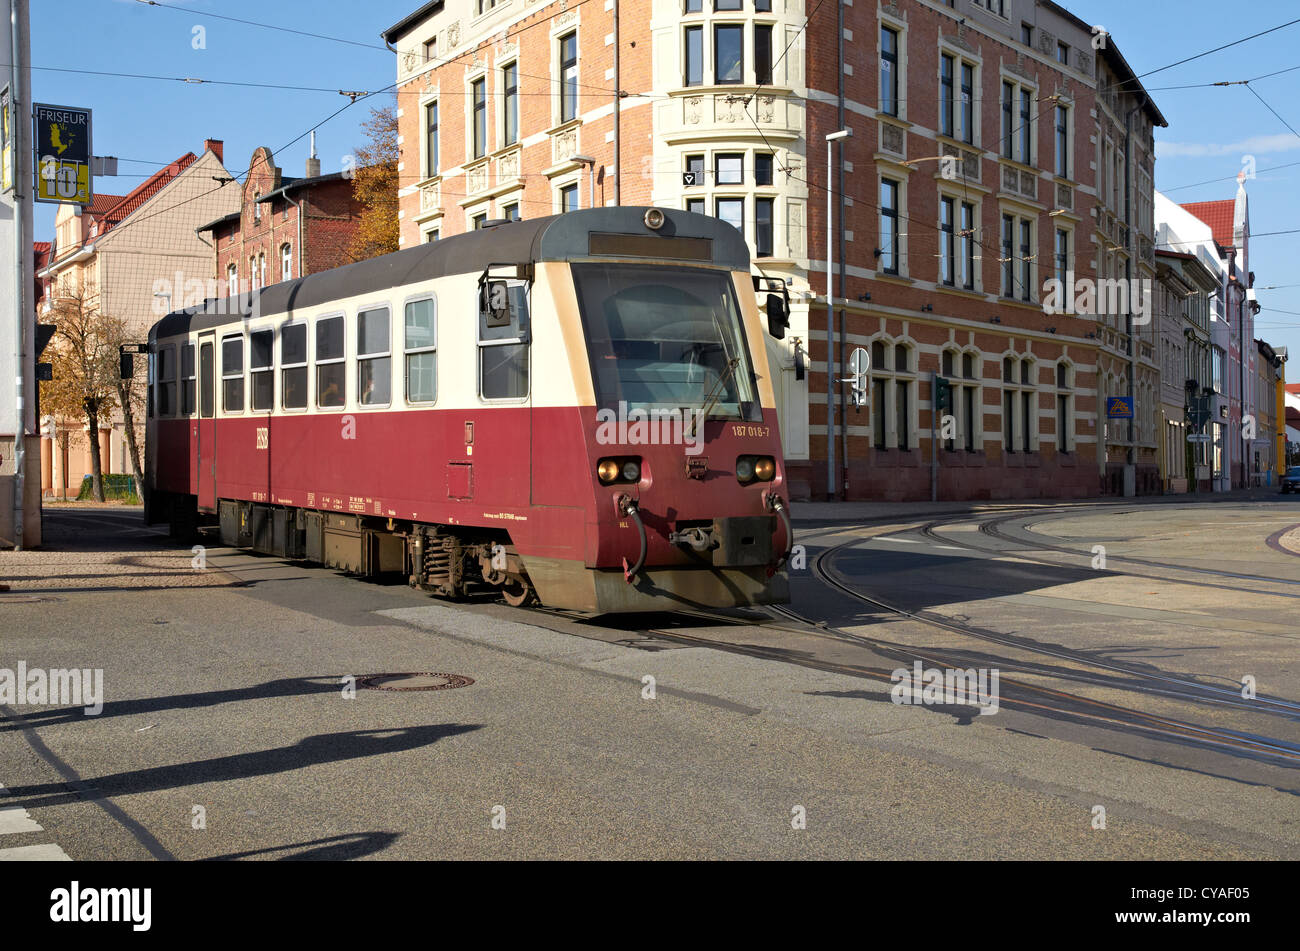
[221,332,245,415]
[315,312,347,410]
[356,303,393,410]
[279,320,309,413]
[248,327,275,414]
[404,293,438,406]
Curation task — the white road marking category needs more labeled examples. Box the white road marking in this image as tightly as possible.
[0,805,42,836]
[0,844,72,861]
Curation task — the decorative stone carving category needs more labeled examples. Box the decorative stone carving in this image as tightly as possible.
[962,149,979,182]
[1056,182,1073,210]
[499,40,517,58]
[471,53,486,70]
[685,96,703,125]
[402,50,418,75]
[758,95,775,123]
[945,31,973,53]
[1019,170,1036,198]
[556,9,578,26]
[881,123,904,155]
[718,95,747,123]
[1038,31,1056,56]
[467,162,488,195]
[420,181,440,211]
[498,149,520,182]
[447,22,460,49]
[551,127,578,165]
[1006,54,1031,80]
[1002,166,1019,191]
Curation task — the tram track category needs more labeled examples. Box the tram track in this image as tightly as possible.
[620,508,1300,768]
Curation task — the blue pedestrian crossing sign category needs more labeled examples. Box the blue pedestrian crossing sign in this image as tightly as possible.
[1106,396,1133,419]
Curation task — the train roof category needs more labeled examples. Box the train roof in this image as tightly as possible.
[149,207,751,342]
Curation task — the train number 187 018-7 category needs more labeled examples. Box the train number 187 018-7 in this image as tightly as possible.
[730,424,771,438]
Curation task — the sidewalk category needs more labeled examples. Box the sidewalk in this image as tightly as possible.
[789,486,1295,524]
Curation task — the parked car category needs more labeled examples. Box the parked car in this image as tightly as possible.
[1282,467,1300,494]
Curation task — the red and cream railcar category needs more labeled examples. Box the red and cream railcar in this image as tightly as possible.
[145,208,792,612]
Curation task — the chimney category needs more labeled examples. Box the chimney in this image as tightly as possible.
[305,131,321,179]
[204,138,224,164]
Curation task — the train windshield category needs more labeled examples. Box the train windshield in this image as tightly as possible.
[571,262,760,421]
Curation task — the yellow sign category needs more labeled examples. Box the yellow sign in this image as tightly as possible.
[0,86,12,194]
[32,102,92,205]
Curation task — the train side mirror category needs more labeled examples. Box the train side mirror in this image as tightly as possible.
[766,293,788,340]
[481,280,511,328]
[119,351,134,380]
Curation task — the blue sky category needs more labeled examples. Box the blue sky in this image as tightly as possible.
[29,0,1300,363]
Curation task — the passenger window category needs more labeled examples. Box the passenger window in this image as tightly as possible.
[316,315,345,408]
[158,345,176,416]
[405,297,437,404]
[250,330,274,412]
[221,335,244,413]
[357,306,391,406]
[181,343,196,415]
[281,324,308,410]
[478,283,529,400]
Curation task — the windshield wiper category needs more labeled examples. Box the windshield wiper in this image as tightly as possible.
[690,356,740,437]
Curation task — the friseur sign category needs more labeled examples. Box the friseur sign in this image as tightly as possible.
[32,102,92,205]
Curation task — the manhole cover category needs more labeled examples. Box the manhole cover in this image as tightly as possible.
[357,672,474,692]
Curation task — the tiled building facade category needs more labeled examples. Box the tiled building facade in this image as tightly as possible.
[385,0,1174,501]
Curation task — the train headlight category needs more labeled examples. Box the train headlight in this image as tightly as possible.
[644,208,666,231]
[598,457,642,484]
[736,455,776,484]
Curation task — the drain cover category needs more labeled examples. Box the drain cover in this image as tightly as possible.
[357,672,474,692]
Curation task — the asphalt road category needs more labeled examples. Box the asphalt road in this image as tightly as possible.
[0,499,1296,859]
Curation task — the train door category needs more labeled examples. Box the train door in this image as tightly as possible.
[477,277,531,504]
[197,333,216,511]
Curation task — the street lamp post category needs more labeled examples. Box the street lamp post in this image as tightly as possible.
[825,129,851,501]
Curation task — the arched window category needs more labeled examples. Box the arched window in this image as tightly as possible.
[1055,361,1073,452]
[281,243,293,281]
[942,348,981,452]
[227,263,238,297]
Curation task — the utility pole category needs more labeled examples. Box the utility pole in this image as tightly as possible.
[612,0,620,206]
[8,0,30,551]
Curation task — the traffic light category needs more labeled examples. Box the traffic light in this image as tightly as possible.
[934,375,953,412]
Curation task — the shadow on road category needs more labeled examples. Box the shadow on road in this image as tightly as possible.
[5,724,482,809]
[202,831,402,861]
[0,676,351,733]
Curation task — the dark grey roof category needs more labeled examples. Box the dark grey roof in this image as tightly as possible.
[197,210,240,234]
[382,1,443,44]
[150,207,751,343]
[258,173,348,203]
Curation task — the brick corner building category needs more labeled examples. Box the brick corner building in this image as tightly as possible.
[198,140,366,291]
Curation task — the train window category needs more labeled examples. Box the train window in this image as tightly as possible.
[357,307,392,406]
[281,324,308,410]
[405,296,437,404]
[200,342,214,418]
[250,330,274,412]
[570,262,760,421]
[316,315,346,408]
[221,335,244,413]
[146,350,155,419]
[478,283,529,400]
[181,343,196,415]
[157,345,176,416]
